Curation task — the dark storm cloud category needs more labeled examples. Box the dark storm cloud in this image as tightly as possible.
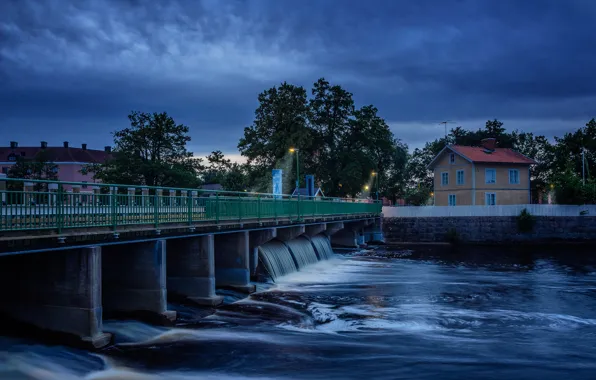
[1,0,595,154]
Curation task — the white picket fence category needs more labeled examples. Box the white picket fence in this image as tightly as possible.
[382,204,596,218]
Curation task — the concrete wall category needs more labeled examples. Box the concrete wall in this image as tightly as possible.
[383,216,596,243]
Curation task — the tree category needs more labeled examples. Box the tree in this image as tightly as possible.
[8,151,58,190]
[308,78,355,193]
[87,111,202,188]
[203,150,248,192]
[238,82,312,191]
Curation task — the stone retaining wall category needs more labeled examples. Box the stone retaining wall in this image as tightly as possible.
[383,216,596,243]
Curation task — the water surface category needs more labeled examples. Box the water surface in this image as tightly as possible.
[2,246,596,379]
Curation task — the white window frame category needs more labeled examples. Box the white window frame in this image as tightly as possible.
[485,192,496,205]
[509,169,520,184]
[441,172,449,186]
[449,153,455,164]
[456,170,464,185]
[448,194,456,206]
[485,168,496,184]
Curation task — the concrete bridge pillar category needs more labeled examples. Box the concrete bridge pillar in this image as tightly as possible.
[248,228,277,276]
[167,235,223,306]
[214,231,255,293]
[325,222,344,236]
[102,240,175,322]
[277,225,305,241]
[0,246,111,348]
[331,221,369,248]
[305,223,326,237]
[363,216,385,243]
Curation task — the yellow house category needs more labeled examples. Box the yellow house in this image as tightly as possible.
[427,138,537,206]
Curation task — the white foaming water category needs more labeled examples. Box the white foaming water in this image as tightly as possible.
[103,321,167,344]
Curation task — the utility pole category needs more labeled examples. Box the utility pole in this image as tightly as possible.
[582,147,586,185]
[439,121,455,143]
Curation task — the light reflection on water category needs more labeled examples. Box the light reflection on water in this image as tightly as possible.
[2,247,596,379]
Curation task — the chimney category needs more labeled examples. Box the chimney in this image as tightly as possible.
[63,141,69,148]
[82,143,87,150]
[104,146,112,153]
[481,138,496,151]
[41,141,48,149]
[9,141,17,149]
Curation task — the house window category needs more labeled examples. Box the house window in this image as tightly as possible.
[509,169,520,184]
[485,192,496,205]
[449,153,455,164]
[456,170,464,185]
[441,172,449,186]
[448,194,456,206]
[485,169,496,184]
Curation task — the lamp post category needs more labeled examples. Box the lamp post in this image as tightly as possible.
[289,147,300,190]
[372,171,379,201]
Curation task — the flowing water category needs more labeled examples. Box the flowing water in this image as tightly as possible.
[285,236,320,268]
[310,234,334,260]
[2,245,596,379]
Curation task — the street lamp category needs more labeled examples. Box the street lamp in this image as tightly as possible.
[372,171,379,201]
[289,147,300,190]
[364,185,369,191]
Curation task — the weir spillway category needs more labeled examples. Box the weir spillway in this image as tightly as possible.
[0,219,381,349]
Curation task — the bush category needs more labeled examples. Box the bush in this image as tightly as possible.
[517,208,535,233]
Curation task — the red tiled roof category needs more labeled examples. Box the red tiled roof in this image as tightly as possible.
[0,147,111,163]
[450,145,537,164]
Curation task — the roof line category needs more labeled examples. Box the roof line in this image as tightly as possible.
[426,145,472,169]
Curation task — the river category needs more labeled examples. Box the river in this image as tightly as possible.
[1,246,596,379]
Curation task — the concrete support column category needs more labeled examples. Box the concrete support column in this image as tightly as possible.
[331,228,359,248]
[72,185,81,206]
[0,173,6,204]
[277,225,305,241]
[0,247,111,348]
[325,222,344,236]
[109,186,117,208]
[102,240,175,322]
[305,224,326,237]
[23,182,34,205]
[155,189,163,206]
[48,183,58,206]
[141,187,149,206]
[214,231,255,293]
[248,228,277,275]
[180,190,188,207]
[127,187,136,206]
[191,191,198,207]
[91,186,100,207]
[364,216,385,243]
[169,189,176,207]
[167,235,223,306]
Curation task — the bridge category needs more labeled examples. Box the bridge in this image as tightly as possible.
[0,178,382,348]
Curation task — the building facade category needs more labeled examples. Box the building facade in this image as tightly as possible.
[0,141,111,190]
[428,139,536,206]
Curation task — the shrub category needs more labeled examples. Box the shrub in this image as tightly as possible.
[517,208,535,233]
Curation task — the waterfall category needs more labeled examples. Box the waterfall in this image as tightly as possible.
[258,240,297,280]
[310,234,334,260]
[258,235,334,280]
[286,236,319,269]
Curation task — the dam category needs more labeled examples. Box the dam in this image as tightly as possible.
[0,177,382,348]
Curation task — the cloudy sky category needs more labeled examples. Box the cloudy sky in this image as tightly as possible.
[1,0,595,159]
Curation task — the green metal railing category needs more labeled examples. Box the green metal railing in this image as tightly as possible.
[0,178,381,234]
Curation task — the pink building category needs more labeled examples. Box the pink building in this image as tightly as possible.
[0,141,111,190]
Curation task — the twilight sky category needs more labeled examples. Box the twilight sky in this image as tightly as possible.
[1,0,595,159]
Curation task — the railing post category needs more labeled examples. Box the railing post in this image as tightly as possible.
[153,190,159,229]
[56,184,64,234]
[238,195,242,223]
[110,186,117,231]
[215,193,220,224]
[257,194,261,223]
[298,194,301,222]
